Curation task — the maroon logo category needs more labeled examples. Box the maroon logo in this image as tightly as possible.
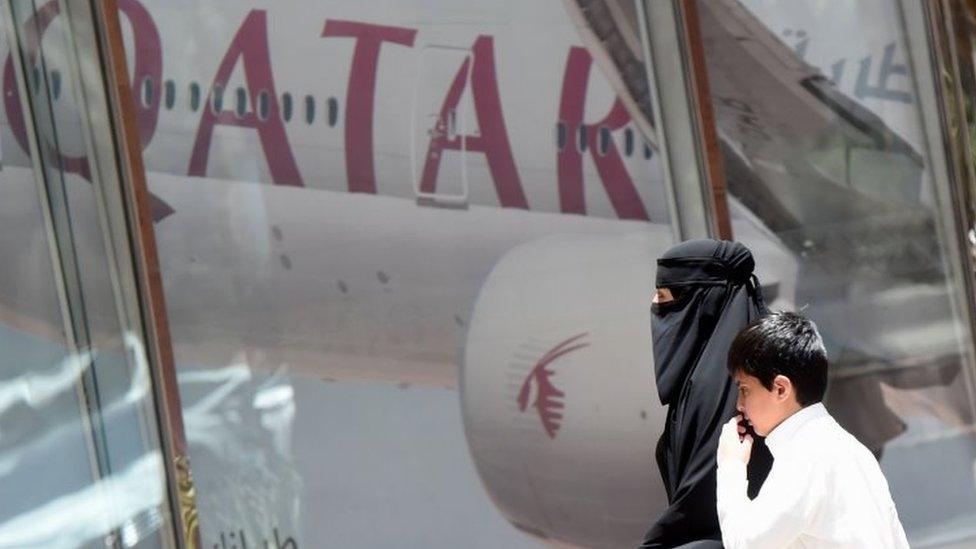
[517,332,589,439]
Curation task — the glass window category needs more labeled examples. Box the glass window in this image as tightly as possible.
[189,82,200,111]
[0,2,175,545]
[257,90,269,121]
[625,127,634,157]
[115,3,673,548]
[555,121,566,151]
[235,86,247,118]
[598,126,610,156]
[50,69,60,100]
[697,0,976,544]
[327,96,338,127]
[164,79,175,110]
[211,84,223,114]
[281,92,292,122]
[141,76,153,108]
[304,95,314,124]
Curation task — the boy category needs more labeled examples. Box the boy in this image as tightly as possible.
[716,311,909,548]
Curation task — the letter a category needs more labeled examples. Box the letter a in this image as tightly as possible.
[188,10,302,186]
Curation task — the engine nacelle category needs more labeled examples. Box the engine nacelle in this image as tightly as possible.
[461,231,669,548]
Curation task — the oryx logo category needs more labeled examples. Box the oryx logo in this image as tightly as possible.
[517,332,589,439]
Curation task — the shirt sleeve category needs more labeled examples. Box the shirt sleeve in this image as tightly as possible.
[716,454,822,549]
[889,501,911,548]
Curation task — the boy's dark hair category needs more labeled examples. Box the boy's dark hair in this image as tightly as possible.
[727,311,828,406]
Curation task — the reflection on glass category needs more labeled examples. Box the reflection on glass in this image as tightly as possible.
[4,0,974,546]
[0,0,172,546]
[698,0,976,544]
[101,1,676,547]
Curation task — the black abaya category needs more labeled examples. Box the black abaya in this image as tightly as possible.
[639,240,774,548]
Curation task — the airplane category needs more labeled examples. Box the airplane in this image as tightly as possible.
[0,0,973,547]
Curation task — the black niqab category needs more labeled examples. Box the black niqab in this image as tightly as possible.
[640,240,774,548]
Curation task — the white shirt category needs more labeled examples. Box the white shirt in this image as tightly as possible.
[716,403,910,549]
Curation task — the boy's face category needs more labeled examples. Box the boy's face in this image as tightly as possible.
[734,371,791,436]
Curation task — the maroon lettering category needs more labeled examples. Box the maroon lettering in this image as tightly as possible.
[188,10,302,186]
[2,0,172,220]
[557,47,648,220]
[120,0,163,146]
[419,36,528,209]
[2,1,88,179]
[322,20,416,194]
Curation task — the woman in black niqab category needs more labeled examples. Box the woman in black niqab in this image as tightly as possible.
[639,239,773,549]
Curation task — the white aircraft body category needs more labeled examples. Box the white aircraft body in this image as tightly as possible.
[0,0,973,547]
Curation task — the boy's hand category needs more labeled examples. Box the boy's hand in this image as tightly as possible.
[718,415,753,466]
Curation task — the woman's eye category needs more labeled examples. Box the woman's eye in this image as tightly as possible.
[654,288,675,303]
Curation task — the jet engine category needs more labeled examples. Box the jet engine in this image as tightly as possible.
[460,230,670,548]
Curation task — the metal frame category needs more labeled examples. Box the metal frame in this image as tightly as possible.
[635,0,730,241]
[78,0,199,545]
[0,0,110,516]
[2,0,196,546]
[900,0,976,423]
[88,1,199,544]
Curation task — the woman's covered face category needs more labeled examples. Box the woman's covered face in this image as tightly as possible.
[649,239,766,409]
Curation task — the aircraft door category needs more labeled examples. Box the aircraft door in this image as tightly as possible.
[411,45,471,207]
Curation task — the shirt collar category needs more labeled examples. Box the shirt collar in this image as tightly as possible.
[764,402,829,458]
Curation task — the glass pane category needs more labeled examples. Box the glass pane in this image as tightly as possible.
[698,0,976,545]
[111,1,677,547]
[0,1,173,546]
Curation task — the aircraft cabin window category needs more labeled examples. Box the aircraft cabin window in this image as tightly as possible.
[257,90,269,121]
[447,109,457,139]
[598,126,610,156]
[211,85,224,114]
[50,70,61,100]
[305,95,315,124]
[164,80,175,110]
[556,121,567,151]
[644,143,652,159]
[189,82,200,111]
[282,92,293,122]
[624,128,634,157]
[142,76,154,108]
[236,87,247,118]
[327,97,338,127]
[578,126,588,153]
